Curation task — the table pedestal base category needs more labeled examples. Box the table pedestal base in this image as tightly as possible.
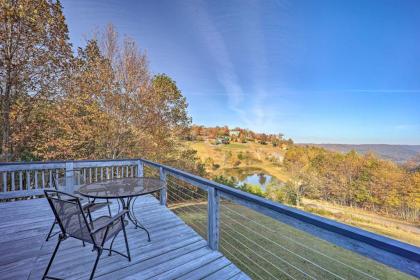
[118,197,151,242]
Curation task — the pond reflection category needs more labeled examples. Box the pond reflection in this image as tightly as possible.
[221,168,283,191]
[238,173,282,191]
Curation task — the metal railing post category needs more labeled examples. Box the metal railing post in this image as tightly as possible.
[137,160,144,177]
[208,186,220,250]
[65,161,74,193]
[159,167,167,206]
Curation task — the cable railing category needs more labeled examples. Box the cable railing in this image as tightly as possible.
[153,175,410,280]
[141,158,419,280]
[1,158,419,279]
[218,199,380,280]
[166,175,208,239]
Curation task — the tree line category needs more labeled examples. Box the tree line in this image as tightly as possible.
[0,0,202,173]
[189,125,293,146]
[214,144,419,221]
[280,145,419,221]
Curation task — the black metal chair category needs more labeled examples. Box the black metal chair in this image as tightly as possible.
[45,173,111,242]
[43,190,131,280]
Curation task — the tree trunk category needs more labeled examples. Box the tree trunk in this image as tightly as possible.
[1,82,11,161]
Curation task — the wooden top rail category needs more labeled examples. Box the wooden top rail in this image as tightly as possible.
[0,159,140,199]
[0,159,139,172]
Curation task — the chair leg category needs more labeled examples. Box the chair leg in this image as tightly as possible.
[121,217,131,262]
[46,220,56,241]
[108,232,119,256]
[89,249,102,280]
[42,236,63,279]
[87,209,93,225]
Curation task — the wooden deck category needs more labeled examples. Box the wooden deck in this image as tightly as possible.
[0,196,249,280]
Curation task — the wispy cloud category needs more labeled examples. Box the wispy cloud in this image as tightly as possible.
[394,124,419,130]
[342,89,420,94]
[184,0,290,132]
[185,1,247,121]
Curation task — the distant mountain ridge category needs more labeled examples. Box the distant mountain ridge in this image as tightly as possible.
[299,144,420,163]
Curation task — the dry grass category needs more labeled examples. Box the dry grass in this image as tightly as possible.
[301,198,420,246]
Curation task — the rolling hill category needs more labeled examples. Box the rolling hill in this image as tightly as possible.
[301,144,420,163]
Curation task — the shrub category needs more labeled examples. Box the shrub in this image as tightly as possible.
[212,163,220,170]
[213,175,237,187]
[238,183,265,197]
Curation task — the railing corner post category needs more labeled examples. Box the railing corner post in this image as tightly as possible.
[137,160,144,177]
[159,167,167,206]
[208,187,220,251]
[65,161,74,193]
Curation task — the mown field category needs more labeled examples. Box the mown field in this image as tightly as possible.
[187,140,420,246]
[169,200,416,280]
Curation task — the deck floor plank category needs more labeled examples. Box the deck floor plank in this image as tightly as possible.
[176,256,233,280]
[0,196,249,280]
[203,263,243,280]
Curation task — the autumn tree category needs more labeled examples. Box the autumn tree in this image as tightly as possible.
[283,146,319,206]
[0,11,202,173]
[283,145,419,220]
[0,0,72,160]
[28,40,115,159]
[93,25,193,163]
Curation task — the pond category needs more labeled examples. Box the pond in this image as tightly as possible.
[221,168,284,191]
[238,173,283,191]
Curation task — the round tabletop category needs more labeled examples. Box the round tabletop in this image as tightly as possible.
[77,177,165,199]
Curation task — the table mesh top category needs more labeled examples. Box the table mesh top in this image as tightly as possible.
[77,177,164,199]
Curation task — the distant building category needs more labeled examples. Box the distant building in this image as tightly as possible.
[229,130,240,137]
[216,136,230,145]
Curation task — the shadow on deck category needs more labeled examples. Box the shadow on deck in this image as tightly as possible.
[0,196,249,280]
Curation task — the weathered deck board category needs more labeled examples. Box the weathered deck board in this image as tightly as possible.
[0,196,249,280]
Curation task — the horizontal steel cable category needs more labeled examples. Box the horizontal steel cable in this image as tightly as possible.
[168,187,303,280]
[166,191,265,280]
[220,202,379,280]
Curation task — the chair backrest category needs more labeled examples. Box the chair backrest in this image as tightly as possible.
[44,190,93,242]
[50,170,85,195]
[50,175,63,190]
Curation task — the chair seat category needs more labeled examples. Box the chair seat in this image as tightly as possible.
[71,215,128,244]
[82,201,110,212]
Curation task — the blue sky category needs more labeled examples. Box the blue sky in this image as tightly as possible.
[61,0,420,144]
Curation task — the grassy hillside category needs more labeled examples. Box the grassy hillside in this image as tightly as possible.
[302,198,419,246]
[189,140,289,182]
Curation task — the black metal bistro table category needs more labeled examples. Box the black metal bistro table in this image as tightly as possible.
[77,177,165,241]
